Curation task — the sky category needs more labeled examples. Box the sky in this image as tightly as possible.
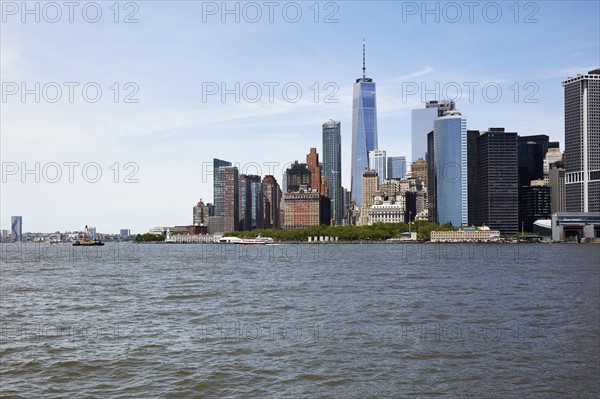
[1,0,599,234]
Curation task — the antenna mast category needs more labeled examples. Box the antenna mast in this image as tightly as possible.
[362,39,366,79]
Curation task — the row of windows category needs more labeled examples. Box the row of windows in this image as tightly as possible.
[566,170,600,183]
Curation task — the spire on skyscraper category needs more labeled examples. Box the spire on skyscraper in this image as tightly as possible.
[362,39,366,79]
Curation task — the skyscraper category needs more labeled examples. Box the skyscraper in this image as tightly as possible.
[193,199,214,226]
[286,161,311,192]
[518,135,549,188]
[368,150,386,185]
[351,40,378,207]
[213,158,232,217]
[427,131,436,222]
[549,161,566,213]
[222,166,239,232]
[520,182,551,232]
[467,129,480,226]
[476,128,519,235]
[412,100,455,161]
[517,135,549,229]
[306,148,322,192]
[544,142,562,176]
[239,174,263,231]
[358,170,379,225]
[11,216,22,242]
[562,68,600,212]
[411,158,428,187]
[387,156,406,180]
[433,110,468,227]
[262,175,282,229]
[322,120,342,225]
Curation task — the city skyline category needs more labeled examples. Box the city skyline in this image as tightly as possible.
[2,2,599,232]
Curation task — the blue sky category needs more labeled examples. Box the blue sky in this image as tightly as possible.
[1,0,599,233]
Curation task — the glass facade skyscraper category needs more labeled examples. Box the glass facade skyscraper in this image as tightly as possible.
[433,110,468,227]
[351,42,378,207]
[368,150,386,185]
[213,158,232,217]
[412,100,455,162]
[322,120,342,225]
[387,156,406,180]
[412,107,437,162]
[239,174,263,231]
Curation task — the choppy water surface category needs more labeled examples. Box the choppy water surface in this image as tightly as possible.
[1,243,599,398]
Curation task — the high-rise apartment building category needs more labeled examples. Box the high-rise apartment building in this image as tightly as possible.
[283,187,331,229]
[213,158,232,217]
[427,132,436,222]
[222,166,239,232]
[193,199,214,226]
[322,120,342,225]
[11,216,22,242]
[306,148,322,193]
[262,175,282,229]
[410,158,428,187]
[562,68,600,212]
[286,162,312,192]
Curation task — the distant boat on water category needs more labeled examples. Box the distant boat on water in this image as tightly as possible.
[73,225,104,246]
[218,236,274,245]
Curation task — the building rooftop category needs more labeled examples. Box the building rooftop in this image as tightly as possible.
[555,212,600,218]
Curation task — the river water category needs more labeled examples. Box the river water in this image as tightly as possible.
[1,242,599,398]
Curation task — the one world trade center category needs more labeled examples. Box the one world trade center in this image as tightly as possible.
[351,40,378,207]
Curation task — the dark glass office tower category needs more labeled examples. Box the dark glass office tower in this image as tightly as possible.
[239,174,263,231]
[427,131,436,222]
[351,41,378,207]
[476,128,519,235]
[213,158,232,217]
[518,135,549,188]
[562,68,600,212]
[323,120,342,225]
[517,135,549,230]
[520,185,551,232]
[467,130,480,226]
[222,166,239,232]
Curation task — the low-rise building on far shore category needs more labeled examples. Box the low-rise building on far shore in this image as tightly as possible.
[430,226,500,242]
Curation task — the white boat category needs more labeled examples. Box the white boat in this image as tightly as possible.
[238,236,274,245]
[218,236,274,245]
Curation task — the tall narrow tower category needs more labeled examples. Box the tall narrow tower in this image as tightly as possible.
[323,120,342,224]
[351,40,378,207]
[562,68,600,212]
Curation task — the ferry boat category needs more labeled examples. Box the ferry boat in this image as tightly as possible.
[73,225,105,246]
[237,236,274,246]
[218,236,274,245]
